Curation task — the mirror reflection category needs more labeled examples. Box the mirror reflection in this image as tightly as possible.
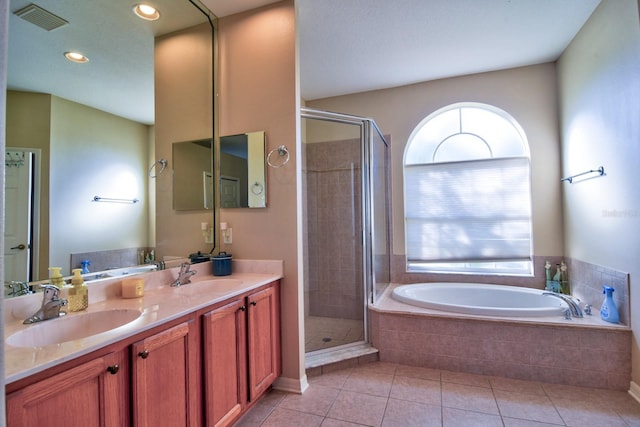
[220,131,267,208]
[173,139,214,211]
[4,0,214,294]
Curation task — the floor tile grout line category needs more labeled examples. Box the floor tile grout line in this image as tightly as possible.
[253,362,639,427]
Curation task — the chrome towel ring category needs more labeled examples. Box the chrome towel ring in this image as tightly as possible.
[149,159,168,178]
[266,145,290,168]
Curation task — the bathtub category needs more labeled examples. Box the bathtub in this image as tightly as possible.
[372,283,631,390]
[392,282,567,317]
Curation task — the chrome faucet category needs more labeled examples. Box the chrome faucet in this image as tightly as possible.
[171,262,197,287]
[543,292,583,318]
[23,285,68,324]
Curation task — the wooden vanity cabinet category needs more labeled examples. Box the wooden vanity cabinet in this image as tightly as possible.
[202,281,280,427]
[202,298,247,426]
[131,319,200,427]
[247,284,281,400]
[6,280,280,427]
[6,350,129,427]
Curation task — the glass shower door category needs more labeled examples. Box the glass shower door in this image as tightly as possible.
[302,114,366,353]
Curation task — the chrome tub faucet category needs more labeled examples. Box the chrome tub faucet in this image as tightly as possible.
[23,285,68,324]
[171,262,197,287]
[542,292,583,318]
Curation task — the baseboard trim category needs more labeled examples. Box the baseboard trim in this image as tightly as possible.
[273,375,309,395]
[629,381,640,404]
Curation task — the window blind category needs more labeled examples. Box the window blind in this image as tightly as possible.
[405,157,532,264]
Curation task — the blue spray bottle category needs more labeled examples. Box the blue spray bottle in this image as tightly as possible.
[81,259,91,274]
[600,285,619,324]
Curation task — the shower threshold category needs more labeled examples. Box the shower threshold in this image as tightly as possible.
[305,341,378,370]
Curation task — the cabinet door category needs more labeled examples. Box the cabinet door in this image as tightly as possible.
[247,284,280,401]
[131,320,200,427]
[6,351,128,427]
[202,298,247,427]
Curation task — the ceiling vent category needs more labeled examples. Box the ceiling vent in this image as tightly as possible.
[14,4,69,31]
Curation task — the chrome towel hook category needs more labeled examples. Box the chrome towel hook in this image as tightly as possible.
[148,159,168,178]
[266,145,290,168]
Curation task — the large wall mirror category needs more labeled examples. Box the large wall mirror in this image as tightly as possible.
[4,0,215,293]
[220,131,266,208]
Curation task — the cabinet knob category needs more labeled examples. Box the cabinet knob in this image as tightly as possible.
[106,364,120,375]
[138,350,150,359]
[239,305,246,312]
[250,301,257,306]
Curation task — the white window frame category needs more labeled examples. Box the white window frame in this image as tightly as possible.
[403,102,534,276]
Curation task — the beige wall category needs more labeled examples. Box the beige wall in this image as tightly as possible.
[49,96,150,274]
[155,22,215,259]
[558,0,640,385]
[7,92,150,277]
[218,1,302,387]
[307,63,564,260]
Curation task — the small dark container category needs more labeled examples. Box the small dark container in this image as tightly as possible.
[189,251,210,264]
[212,252,232,276]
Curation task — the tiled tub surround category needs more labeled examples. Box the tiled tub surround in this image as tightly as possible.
[371,284,631,390]
[4,259,283,383]
[568,258,630,326]
[392,255,631,326]
[70,247,154,273]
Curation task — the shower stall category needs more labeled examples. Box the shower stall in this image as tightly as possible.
[301,107,390,360]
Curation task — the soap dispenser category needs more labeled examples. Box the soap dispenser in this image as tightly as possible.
[600,285,619,324]
[48,267,65,288]
[68,269,89,312]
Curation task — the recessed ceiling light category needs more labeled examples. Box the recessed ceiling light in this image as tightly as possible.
[133,4,160,21]
[64,51,89,63]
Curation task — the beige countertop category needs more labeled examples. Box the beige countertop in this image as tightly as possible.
[4,259,283,384]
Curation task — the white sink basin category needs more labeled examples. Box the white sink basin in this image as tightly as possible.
[173,279,243,295]
[6,309,143,348]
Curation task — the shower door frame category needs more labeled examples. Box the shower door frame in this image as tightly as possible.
[301,107,390,355]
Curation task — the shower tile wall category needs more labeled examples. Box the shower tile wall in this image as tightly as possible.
[306,139,363,320]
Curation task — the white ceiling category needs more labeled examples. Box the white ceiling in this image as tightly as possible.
[297,0,601,100]
[6,0,601,124]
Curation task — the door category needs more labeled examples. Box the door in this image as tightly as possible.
[203,298,247,426]
[220,176,240,208]
[4,150,34,283]
[132,320,200,427]
[6,351,128,427]
[247,285,280,401]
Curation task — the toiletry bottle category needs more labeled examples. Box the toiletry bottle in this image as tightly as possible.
[68,269,89,312]
[600,285,619,324]
[560,261,570,294]
[81,259,91,274]
[552,264,562,293]
[544,261,553,291]
[48,267,65,288]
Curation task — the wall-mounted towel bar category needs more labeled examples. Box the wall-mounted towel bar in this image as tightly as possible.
[561,166,605,184]
[93,196,139,204]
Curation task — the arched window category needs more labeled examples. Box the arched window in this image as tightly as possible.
[403,103,533,275]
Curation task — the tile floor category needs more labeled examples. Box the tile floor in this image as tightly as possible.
[305,316,364,352]
[234,361,640,426]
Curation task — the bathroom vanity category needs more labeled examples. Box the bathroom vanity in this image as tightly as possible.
[4,261,282,426]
